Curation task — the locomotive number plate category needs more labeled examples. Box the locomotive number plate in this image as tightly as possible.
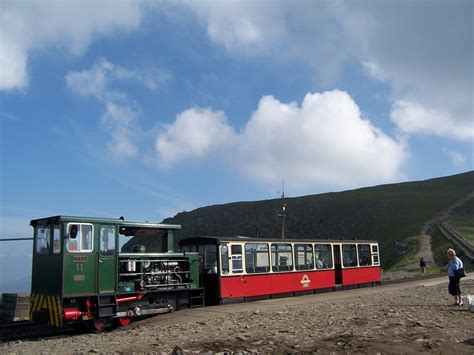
[72,255,88,263]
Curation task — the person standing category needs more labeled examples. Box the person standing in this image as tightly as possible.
[419,257,426,273]
[446,248,464,305]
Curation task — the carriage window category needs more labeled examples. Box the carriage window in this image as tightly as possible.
[372,244,380,265]
[35,226,50,254]
[199,244,217,273]
[342,244,358,267]
[357,244,372,266]
[220,244,229,274]
[271,243,293,272]
[245,243,270,273]
[314,244,333,269]
[295,244,314,270]
[67,223,93,252]
[52,225,61,254]
[230,244,243,273]
[100,226,116,256]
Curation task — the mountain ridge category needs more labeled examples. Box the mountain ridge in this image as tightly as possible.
[123,171,474,268]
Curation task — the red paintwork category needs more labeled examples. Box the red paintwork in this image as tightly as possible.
[341,266,381,285]
[117,316,132,326]
[93,318,108,331]
[63,308,82,320]
[220,270,335,299]
[220,266,381,300]
[116,293,145,304]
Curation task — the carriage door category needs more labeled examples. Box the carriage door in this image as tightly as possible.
[98,225,117,293]
[198,244,219,305]
[333,244,343,285]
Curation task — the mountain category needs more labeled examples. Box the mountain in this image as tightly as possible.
[127,172,474,268]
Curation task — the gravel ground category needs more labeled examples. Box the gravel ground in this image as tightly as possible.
[2,278,473,354]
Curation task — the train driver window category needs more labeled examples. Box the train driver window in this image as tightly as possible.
[342,244,357,267]
[357,244,372,266]
[100,226,116,256]
[230,244,243,273]
[295,244,314,270]
[220,244,229,275]
[271,243,293,272]
[52,225,61,254]
[35,226,50,254]
[67,223,93,253]
[245,243,270,273]
[314,244,333,269]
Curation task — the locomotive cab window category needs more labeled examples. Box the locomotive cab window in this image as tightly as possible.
[52,225,61,253]
[35,226,50,254]
[34,224,61,255]
[66,223,93,253]
[271,243,293,272]
[342,244,357,267]
[100,226,116,256]
[357,244,372,266]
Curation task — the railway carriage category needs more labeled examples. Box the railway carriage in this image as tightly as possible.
[180,236,381,305]
[29,216,204,330]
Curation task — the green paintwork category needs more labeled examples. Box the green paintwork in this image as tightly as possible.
[30,215,186,298]
[63,252,96,295]
[31,253,62,295]
[187,252,201,288]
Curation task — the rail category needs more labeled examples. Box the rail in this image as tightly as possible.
[438,222,474,260]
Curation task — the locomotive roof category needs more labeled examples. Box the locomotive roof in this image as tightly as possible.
[29,215,181,230]
[180,236,378,244]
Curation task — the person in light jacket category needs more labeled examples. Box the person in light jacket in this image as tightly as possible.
[447,248,464,306]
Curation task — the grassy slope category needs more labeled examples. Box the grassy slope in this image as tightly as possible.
[136,171,474,269]
[451,217,474,244]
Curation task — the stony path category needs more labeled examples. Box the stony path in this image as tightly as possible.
[2,275,473,354]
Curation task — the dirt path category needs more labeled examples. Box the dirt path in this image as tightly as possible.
[401,192,474,272]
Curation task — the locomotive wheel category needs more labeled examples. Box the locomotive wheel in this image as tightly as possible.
[117,316,132,327]
[86,318,109,332]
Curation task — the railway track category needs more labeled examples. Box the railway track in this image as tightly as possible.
[438,222,474,260]
[0,320,83,343]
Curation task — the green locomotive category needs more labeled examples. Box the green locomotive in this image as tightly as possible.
[29,216,203,329]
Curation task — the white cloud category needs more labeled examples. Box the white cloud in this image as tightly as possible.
[0,1,142,90]
[236,91,407,189]
[66,58,167,160]
[155,91,407,190]
[182,1,473,142]
[183,1,286,53]
[391,101,473,141]
[156,107,236,167]
[443,149,467,167]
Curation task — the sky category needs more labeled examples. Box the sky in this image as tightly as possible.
[0,0,472,292]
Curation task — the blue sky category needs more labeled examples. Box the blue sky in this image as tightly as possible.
[0,1,472,291]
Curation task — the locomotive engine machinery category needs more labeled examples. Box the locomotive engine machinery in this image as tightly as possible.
[119,258,190,292]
